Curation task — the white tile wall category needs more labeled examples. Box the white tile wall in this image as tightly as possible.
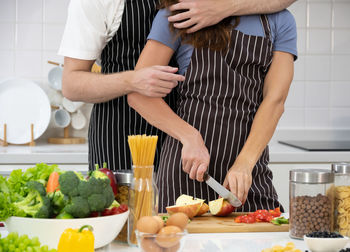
[0,0,349,138]
[285,0,350,130]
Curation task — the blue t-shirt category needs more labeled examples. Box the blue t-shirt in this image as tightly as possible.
[148,9,297,75]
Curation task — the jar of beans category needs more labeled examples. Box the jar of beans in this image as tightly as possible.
[114,170,133,243]
[289,169,334,239]
[332,163,350,236]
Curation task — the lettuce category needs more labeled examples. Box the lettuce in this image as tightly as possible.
[0,176,25,220]
[8,163,61,198]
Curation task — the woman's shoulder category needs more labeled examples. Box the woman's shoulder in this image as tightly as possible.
[267,9,297,36]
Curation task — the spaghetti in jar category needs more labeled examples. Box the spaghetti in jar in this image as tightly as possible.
[127,135,159,246]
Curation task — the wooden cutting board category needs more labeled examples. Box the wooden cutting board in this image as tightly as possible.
[187,213,289,233]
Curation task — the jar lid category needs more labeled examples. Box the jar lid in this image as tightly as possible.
[114,170,133,184]
[290,169,334,184]
[332,162,350,174]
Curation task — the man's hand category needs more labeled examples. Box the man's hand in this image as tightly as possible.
[223,160,254,204]
[181,130,210,182]
[168,0,296,33]
[168,0,233,33]
[130,66,185,97]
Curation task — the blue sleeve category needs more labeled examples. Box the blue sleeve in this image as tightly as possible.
[271,10,298,60]
[147,9,181,51]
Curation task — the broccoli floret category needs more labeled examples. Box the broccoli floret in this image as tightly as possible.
[59,171,81,197]
[63,196,90,218]
[48,191,69,215]
[103,184,115,209]
[12,181,51,218]
[26,181,46,196]
[77,180,92,198]
[59,170,115,217]
[88,194,106,212]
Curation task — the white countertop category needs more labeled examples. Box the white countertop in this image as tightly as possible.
[1,140,350,165]
[0,142,88,164]
[96,232,350,252]
[1,130,350,165]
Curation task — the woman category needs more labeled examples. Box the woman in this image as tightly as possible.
[128,0,297,212]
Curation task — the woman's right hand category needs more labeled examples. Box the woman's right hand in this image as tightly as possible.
[181,130,210,182]
[130,66,185,98]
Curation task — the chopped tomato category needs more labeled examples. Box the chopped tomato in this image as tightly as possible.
[234,207,281,224]
[269,207,281,217]
[244,215,256,223]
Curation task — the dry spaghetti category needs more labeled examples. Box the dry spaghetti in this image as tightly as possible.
[127,135,158,245]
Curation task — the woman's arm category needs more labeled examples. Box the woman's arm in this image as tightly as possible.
[223,51,294,204]
[168,0,296,33]
[128,40,210,181]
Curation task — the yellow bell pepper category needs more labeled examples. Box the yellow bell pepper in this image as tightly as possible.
[57,225,94,252]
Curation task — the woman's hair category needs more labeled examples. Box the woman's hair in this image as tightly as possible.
[160,0,240,51]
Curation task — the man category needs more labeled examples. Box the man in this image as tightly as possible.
[59,0,296,171]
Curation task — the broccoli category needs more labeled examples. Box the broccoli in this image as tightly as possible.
[63,196,90,218]
[12,181,51,218]
[88,194,106,212]
[58,171,82,197]
[59,171,115,217]
[78,177,114,209]
[48,191,69,215]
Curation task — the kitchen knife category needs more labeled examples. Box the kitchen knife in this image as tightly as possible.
[203,172,242,207]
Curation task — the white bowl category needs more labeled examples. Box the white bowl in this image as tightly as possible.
[5,210,129,249]
[304,235,349,252]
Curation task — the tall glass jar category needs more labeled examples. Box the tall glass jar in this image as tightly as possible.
[332,162,350,236]
[289,169,334,239]
[115,170,133,243]
[128,165,158,246]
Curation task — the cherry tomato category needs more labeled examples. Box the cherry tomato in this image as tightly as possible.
[119,204,128,212]
[101,208,111,216]
[89,211,100,217]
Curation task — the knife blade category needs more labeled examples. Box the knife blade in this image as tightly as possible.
[203,172,242,207]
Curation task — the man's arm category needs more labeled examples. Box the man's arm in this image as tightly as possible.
[168,0,296,33]
[62,57,185,103]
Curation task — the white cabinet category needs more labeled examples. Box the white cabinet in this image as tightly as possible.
[269,163,332,210]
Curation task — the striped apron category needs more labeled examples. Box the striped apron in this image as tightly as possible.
[157,15,282,212]
[88,0,176,172]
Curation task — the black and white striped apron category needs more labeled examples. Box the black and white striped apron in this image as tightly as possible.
[157,15,282,212]
[88,0,176,171]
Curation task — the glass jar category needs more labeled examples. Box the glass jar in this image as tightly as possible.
[128,165,158,246]
[289,169,334,239]
[332,162,350,236]
[114,170,133,243]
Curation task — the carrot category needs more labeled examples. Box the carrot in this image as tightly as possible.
[46,171,60,193]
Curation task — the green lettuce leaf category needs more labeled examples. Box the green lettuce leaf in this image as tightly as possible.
[8,163,61,198]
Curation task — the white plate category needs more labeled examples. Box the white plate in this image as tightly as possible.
[0,78,51,144]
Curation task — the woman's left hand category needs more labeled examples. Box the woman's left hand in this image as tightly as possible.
[168,0,233,33]
[223,161,254,204]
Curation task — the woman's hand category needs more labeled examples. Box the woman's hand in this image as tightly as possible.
[181,130,210,182]
[223,160,254,204]
[130,66,185,97]
[168,0,233,33]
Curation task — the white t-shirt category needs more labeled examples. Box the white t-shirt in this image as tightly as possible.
[58,0,125,60]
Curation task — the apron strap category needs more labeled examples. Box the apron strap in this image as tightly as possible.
[260,15,271,40]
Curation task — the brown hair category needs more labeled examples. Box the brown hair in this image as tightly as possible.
[160,0,240,51]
